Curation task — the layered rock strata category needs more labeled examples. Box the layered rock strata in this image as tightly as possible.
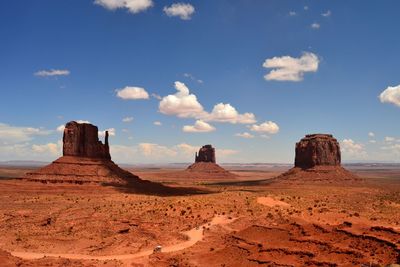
[295,134,341,169]
[276,134,360,183]
[63,121,111,159]
[24,121,139,184]
[187,145,236,179]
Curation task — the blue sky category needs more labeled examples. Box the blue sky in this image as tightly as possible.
[1,0,399,163]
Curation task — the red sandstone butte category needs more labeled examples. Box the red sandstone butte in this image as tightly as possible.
[24,121,140,185]
[186,145,236,179]
[295,134,341,169]
[276,134,359,183]
[195,145,216,163]
[63,121,111,160]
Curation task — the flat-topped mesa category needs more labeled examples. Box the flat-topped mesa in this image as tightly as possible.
[195,144,216,163]
[63,121,110,160]
[274,133,360,183]
[295,134,341,169]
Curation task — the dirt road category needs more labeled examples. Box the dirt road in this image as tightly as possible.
[8,215,236,264]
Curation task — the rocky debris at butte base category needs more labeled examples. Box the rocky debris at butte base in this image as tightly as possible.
[24,121,141,185]
[186,145,237,179]
[276,134,360,183]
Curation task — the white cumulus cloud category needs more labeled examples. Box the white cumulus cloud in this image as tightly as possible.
[151,93,162,100]
[218,149,239,157]
[153,121,162,126]
[98,128,116,137]
[205,103,256,124]
[379,85,400,107]
[159,81,205,118]
[0,123,51,144]
[381,144,400,156]
[183,73,203,84]
[311,23,320,29]
[341,139,367,158]
[139,143,177,158]
[263,52,319,82]
[76,120,91,124]
[109,144,137,163]
[321,10,331,17]
[163,3,195,20]
[385,136,396,143]
[175,143,198,155]
[0,141,62,161]
[249,121,279,134]
[122,117,134,123]
[159,82,256,124]
[368,132,375,137]
[34,69,70,77]
[183,120,216,133]
[235,132,254,139]
[32,141,62,156]
[116,86,149,100]
[94,0,153,14]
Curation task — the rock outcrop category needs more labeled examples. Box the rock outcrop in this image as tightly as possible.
[195,145,216,163]
[24,121,139,185]
[186,145,237,180]
[63,121,111,159]
[22,121,209,195]
[275,134,360,183]
[295,134,341,169]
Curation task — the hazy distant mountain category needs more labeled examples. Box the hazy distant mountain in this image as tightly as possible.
[0,161,49,167]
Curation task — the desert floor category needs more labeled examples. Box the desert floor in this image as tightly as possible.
[0,164,399,267]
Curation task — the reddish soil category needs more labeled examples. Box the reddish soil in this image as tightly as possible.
[0,165,399,266]
[195,219,400,266]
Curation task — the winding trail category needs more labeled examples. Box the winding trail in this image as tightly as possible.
[8,215,235,262]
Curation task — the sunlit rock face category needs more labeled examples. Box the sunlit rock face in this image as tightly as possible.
[63,121,111,160]
[294,134,341,169]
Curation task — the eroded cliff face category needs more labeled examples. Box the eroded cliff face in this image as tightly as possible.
[273,133,359,183]
[195,145,216,163]
[187,144,236,179]
[295,134,341,169]
[24,121,140,184]
[63,121,110,160]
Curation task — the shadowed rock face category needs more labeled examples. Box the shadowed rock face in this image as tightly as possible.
[195,145,216,163]
[295,134,341,169]
[63,121,110,160]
